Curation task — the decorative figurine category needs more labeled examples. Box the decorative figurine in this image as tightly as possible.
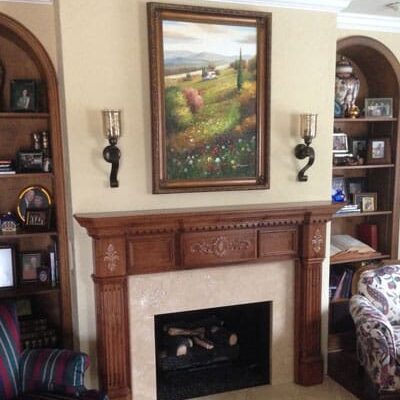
[335,56,360,118]
[0,212,19,233]
[33,132,41,150]
[332,189,346,203]
[41,131,51,172]
[348,104,360,119]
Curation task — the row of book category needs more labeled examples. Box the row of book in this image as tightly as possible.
[0,159,15,174]
[329,267,354,301]
[19,316,58,349]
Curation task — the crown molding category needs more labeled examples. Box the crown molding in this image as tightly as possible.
[0,0,52,4]
[206,0,351,13]
[337,12,400,33]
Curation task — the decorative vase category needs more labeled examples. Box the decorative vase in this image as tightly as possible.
[335,56,360,118]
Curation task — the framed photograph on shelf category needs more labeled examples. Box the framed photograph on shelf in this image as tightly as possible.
[365,98,393,118]
[17,185,52,222]
[0,245,16,289]
[16,151,43,173]
[354,192,378,212]
[351,138,367,160]
[346,177,367,197]
[24,208,51,230]
[332,176,347,202]
[366,138,391,165]
[10,79,37,112]
[333,133,349,153]
[148,3,271,193]
[20,251,42,283]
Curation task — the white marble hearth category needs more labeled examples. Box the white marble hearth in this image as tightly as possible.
[129,260,295,400]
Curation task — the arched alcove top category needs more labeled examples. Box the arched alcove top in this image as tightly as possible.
[0,12,56,81]
[337,36,400,105]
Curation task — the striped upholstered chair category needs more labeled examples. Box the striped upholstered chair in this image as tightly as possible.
[0,301,108,400]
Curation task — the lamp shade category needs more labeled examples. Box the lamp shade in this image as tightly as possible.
[102,109,122,139]
[300,113,317,140]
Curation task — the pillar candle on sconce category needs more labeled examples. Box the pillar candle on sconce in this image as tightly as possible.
[294,113,318,182]
[102,109,122,188]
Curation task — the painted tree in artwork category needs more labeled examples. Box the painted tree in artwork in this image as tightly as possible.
[237,48,243,91]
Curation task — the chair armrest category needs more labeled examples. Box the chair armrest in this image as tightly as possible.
[19,348,90,395]
[350,294,396,352]
[350,294,397,388]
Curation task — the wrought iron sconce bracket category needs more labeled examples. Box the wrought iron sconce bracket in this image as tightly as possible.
[295,113,317,182]
[295,142,315,182]
[103,137,121,188]
[102,109,122,188]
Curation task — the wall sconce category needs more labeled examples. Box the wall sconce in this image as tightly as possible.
[294,113,317,182]
[102,109,122,188]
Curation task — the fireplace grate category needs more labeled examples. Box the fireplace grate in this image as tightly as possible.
[155,301,271,400]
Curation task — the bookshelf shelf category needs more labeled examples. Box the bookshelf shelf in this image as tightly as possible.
[0,286,59,299]
[334,117,397,123]
[333,210,392,219]
[0,112,50,119]
[333,164,395,171]
[0,230,58,240]
[330,253,390,265]
[0,172,54,179]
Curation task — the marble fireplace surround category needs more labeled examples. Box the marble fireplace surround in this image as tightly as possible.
[75,201,338,400]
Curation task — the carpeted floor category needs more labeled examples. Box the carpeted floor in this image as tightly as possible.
[191,376,357,399]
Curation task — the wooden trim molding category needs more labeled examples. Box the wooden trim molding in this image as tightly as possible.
[75,202,339,400]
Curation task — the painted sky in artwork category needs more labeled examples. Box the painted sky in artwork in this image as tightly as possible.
[162,20,257,57]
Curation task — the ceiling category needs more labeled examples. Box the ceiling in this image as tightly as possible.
[344,0,400,16]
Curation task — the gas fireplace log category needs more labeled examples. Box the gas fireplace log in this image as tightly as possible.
[193,336,214,350]
[167,327,206,337]
[209,326,238,347]
[163,336,193,357]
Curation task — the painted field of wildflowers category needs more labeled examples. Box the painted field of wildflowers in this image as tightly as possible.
[165,67,257,180]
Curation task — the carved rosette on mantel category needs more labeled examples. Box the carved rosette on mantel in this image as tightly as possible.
[75,202,340,400]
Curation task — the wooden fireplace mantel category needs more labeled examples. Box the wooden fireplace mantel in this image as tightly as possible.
[75,201,339,400]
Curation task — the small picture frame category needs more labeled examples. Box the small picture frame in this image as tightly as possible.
[20,251,42,283]
[24,208,51,230]
[333,133,349,153]
[17,151,43,173]
[365,98,393,118]
[10,79,37,112]
[0,245,16,289]
[367,138,391,165]
[351,138,367,160]
[332,176,347,201]
[17,185,52,223]
[346,177,367,198]
[354,193,378,212]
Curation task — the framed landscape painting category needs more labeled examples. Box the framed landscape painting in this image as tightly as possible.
[148,3,271,193]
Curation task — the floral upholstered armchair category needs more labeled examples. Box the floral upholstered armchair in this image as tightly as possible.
[0,301,108,400]
[350,264,400,396]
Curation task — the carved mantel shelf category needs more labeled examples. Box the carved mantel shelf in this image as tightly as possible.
[75,201,339,400]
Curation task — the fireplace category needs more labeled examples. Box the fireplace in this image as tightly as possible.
[155,302,271,400]
[75,202,337,400]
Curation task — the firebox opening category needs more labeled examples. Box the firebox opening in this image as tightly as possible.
[154,301,271,400]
